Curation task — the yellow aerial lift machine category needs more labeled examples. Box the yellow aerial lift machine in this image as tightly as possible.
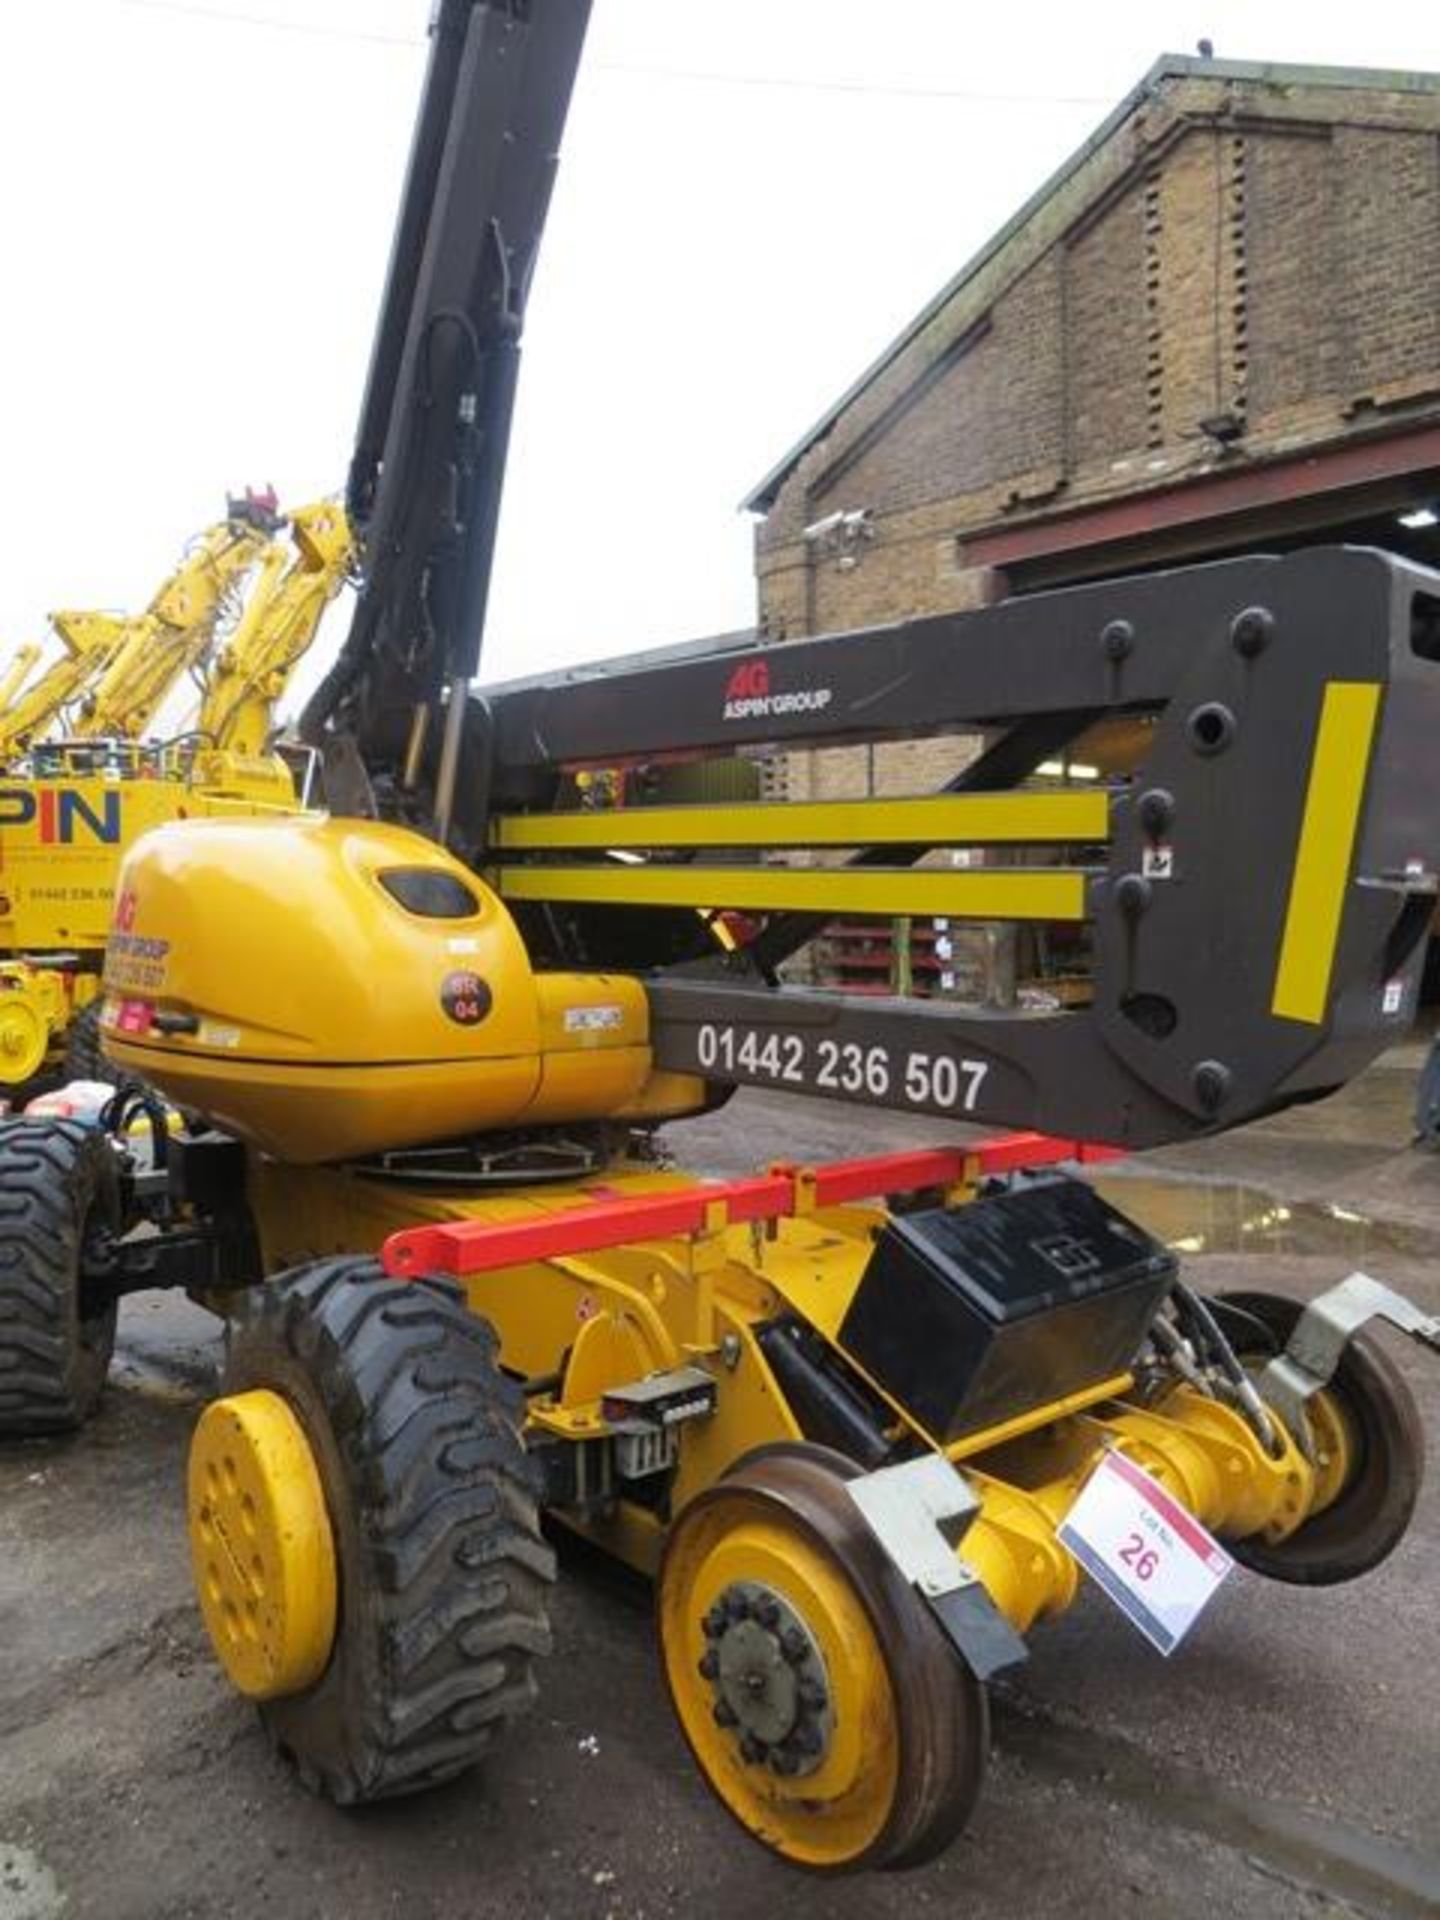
[0,495,353,1090]
[3,0,1440,1875]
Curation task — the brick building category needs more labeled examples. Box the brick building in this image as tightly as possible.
[746,54,1440,811]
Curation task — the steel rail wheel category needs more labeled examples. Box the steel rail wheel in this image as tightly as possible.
[1215,1289,1425,1586]
[657,1443,988,1872]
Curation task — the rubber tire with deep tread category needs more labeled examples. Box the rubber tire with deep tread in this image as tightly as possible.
[221,1256,555,1803]
[1212,1288,1425,1586]
[63,999,141,1095]
[62,1000,110,1083]
[0,1119,120,1435]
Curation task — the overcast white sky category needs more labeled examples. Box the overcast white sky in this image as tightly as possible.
[2,0,1438,721]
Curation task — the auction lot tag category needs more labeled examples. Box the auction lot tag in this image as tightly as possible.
[1058,1449,1233,1655]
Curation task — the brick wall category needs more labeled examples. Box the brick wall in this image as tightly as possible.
[1246,130,1339,429]
[754,61,1440,715]
[1068,179,1148,467]
[1336,126,1440,400]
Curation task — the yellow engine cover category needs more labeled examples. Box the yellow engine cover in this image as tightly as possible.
[101,814,694,1162]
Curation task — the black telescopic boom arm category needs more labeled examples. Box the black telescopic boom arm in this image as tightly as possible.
[302,0,590,826]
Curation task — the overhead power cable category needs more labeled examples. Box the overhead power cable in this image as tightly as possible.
[97,0,1109,106]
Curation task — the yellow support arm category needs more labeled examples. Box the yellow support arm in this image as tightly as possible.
[494,789,1110,852]
[196,502,354,758]
[496,860,1089,922]
[0,612,129,761]
[0,642,43,719]
[70,513,274,742]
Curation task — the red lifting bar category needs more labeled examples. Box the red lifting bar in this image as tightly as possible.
[381,1132,1122,1281]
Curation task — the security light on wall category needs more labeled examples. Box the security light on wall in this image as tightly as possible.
[803,507,873,544]
[803,510,847,542]
[1398,506,1439,530]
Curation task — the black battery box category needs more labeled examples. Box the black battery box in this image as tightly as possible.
[837,1174,1175,1445]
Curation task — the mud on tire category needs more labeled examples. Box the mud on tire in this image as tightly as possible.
[224,1256,555,1803]
[0,1119,120,1436]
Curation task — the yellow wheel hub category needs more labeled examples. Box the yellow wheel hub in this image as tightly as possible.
[1305,1385,1357,1517]
[0,988,47,1086]
[188,1389,338,1701]
[659,1492,901,1870]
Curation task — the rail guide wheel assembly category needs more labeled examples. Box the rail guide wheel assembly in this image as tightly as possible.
[1216,1286,1428,1584]
[658,1445,988,1872]
[163,1147,1437,1873]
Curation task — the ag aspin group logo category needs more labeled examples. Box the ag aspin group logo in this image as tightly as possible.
[721,658,833,723]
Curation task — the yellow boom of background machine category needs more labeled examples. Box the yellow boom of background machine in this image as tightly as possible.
[0,493,353,1092]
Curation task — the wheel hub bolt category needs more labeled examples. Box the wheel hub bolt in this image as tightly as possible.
[699,1581,835,1782]
[779,1625,808,1664]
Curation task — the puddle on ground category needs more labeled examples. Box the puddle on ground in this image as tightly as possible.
[111,1293,223,1405]
[111,1337,219,1404]
[1092,1170,1440,1262]
[0,1845,63,1920]
[109,1356,212,1405]
[1000,1704,1439,1920]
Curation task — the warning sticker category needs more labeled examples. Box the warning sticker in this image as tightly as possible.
[440,970,491,1026]
[564,1004,624,1034]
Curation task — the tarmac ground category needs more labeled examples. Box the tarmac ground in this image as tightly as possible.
[2,1046,1438,1920]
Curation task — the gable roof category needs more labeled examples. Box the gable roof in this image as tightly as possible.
[742,53,1440,515]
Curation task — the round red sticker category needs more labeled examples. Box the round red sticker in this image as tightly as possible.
[440,970,491,1026]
